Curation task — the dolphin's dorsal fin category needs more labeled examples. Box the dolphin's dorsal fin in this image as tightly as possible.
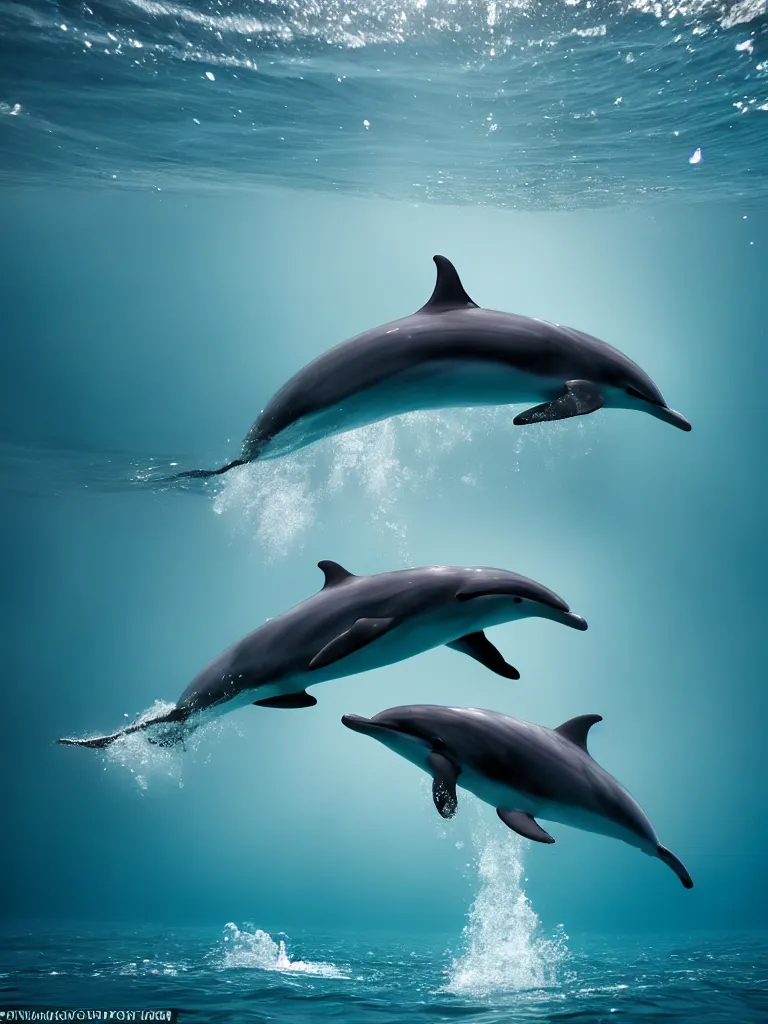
[418,255,479,313]
[318,560,355,588]
[555,714,603,753]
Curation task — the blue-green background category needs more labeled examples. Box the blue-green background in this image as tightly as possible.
[1,189,765,937]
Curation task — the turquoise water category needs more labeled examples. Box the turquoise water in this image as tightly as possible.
[3,0,768,205]
[2,1,768,1021]
[3,925,768,1022]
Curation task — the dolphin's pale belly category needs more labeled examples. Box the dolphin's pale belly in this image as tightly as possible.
[180,679,289,731]
[258,360,556,459]
[459,769,652,852]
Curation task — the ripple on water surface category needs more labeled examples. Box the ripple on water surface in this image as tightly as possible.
[1,925,766,1022]
[1,810,765,1022]
[1,0,767,206]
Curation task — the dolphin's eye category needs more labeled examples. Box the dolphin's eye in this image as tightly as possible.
[513,597,523,604]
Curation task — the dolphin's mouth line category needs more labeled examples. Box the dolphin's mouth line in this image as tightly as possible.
[626,385,663,407]
[456,589,571,614]
[626,387,691,431]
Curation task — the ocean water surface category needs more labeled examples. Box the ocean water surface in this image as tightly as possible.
[4,817,767,1021]
[2,0,767,1021]
[3,0,768,206]
[4,926,768,1022]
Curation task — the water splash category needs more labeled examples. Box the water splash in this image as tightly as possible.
[442,808,570,997]
[211,408,593,559]
[0,409,596,559]
[212,454,317,560]
[211,416,427,562]
[329,419,414,561]
[220,923,350,978]
[99,701,237,792]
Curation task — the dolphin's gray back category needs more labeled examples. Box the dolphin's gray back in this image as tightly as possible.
[174,574,412,711]
[244,308,660,455]
[374,705,656,843]
[176,567,530,713]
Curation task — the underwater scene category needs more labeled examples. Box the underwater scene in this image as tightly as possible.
[1,0,768,1021]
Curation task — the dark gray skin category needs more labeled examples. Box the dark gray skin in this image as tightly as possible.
[57,562,587,750]
[342,704,693,889]
[172,255,690,481]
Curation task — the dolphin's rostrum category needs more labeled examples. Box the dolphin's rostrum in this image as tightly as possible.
[173,254,690,481]
[342,704,693,889]
[58,562,587,750]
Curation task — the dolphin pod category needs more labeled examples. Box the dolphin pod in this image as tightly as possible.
[342,705,693,888]
[58,561,586,750]
[61,254,694,894]
[171,254,690,481]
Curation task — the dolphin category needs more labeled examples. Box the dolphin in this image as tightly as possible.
[172,254,690,481]
[341,704,693,889]
[57,562,587,750]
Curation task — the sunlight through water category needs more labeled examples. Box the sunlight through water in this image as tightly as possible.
[3,0,766,205]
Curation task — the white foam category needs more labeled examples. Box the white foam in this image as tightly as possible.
[102,700,237,791]
[212,454,316,559]
[118,959,185,977]
[211,409,594,559]
[442,807,569,997]
[327,419,412,561]
[220,923,349,978]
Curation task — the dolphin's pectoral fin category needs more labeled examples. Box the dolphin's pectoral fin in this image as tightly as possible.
[657,845,694,889]
[446,632,520,680]
[496,809,555,844]
[555,714,603,754]
[308,617,397,671]
[318,560,356,589]
[418,255,479,314]
[428,751,461,819]
[513,380,605,426]
[253,691,317,709]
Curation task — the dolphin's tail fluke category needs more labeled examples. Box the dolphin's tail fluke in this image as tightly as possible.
[166,458,247,483]
[58,708,186,750]
[657,844,693,889]
[58,731,132,749]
